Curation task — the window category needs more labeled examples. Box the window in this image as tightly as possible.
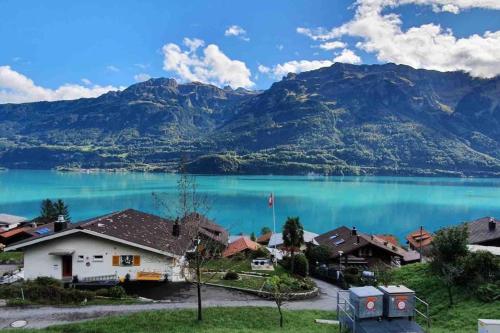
[120,255,134,266]
[93,255,104,262]
[77,255,84,262]
[112,255,140,266]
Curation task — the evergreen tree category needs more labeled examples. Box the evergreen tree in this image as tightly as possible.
[282,216,304,275]
[261,226,272,235]
[40,199,56,223]
[250,232,256,241]
[53,199,71,222]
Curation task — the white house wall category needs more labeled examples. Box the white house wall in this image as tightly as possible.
[23,233,186,282]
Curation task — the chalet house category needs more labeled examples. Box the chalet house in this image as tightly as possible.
[187,213,228,256]
[257,232,272,246]
[5,209,226,282]
[0,226,33,246]
[0,214,28,232]
[406,228,433,252]
[222,236,261,258]
[314,226,405,268]
[466,217,500,247]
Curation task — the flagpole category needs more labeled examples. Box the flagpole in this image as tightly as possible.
[272,192,276,240]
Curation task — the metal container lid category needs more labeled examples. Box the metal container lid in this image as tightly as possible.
[350,286,384,297]
[378,285,415,294]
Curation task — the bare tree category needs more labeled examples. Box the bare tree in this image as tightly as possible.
[152,158,260,321]
[152,158,211,321]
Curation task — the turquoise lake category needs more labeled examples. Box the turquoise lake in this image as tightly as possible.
[0,170,499,242]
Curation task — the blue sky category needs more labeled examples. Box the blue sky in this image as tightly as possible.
[0,0,499,103]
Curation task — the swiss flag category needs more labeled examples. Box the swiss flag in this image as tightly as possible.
[268,193,274,207]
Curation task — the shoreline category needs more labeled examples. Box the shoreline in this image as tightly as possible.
[0,166,498,179]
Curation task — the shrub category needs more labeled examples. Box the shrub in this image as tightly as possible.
[476,283,500,303]
[33,276,62,287]
[223,271,239,280]
[0,278,94,305]
[462,251,499,286]
[252,247,270,259]
[281,254,309,277]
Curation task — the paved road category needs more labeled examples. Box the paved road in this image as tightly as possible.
[0,278,340,329]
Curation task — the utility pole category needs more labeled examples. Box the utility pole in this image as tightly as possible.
[419,226,423,263]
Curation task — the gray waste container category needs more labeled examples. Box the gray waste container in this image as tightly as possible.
[378,285,416,318]
[349,286,384,319]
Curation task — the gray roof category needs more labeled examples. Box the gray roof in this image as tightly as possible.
[7,209,225,256]
[268,230,319,247]
[466,217,500,245]
[0,214,27,225]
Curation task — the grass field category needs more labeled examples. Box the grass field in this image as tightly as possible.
[4,307,337,333]
[392,263,500,333]
[0,251,23,264]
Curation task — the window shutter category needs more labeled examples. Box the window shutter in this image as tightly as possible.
[112,255,119,266]
[133,255,141,266]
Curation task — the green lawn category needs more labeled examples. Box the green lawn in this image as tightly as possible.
[3,307,337,333]
[392,263,500,333]
[0,251,23,264]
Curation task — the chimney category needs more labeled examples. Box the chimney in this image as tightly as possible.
[172,218,180,237]
[489,217,496,232]
[351,226,357,236]
[54,215,67,232]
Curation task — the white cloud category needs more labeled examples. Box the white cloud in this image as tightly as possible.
[265,59,334,78]
[257,64,271,74]
[224,25,250,41]
[319,41,347,50]
[106,65,120,72]
[334,49,362,64]
[277,44,284,51]
[81,78,92,86]
[134,73,151,82]
[297,0,500,78]
[0,66,121,104]
[162,38,254,88]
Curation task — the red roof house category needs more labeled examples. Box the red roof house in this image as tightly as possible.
[222,237,261,258]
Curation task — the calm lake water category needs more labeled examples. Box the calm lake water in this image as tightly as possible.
[0,170,499,241]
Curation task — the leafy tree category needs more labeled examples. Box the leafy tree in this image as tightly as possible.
[265,275,292,328]
[282,216,304,275]
[261,227,272,235]
[306,245,331,266]
[250,232,256,241]
[430,224,469,307]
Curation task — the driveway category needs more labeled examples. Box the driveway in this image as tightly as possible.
[0,278,340,329]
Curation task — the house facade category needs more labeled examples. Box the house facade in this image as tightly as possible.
[314,226,405,268]
[5,209,224,283]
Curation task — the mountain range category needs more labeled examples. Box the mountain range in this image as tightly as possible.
[0,63,499,176]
